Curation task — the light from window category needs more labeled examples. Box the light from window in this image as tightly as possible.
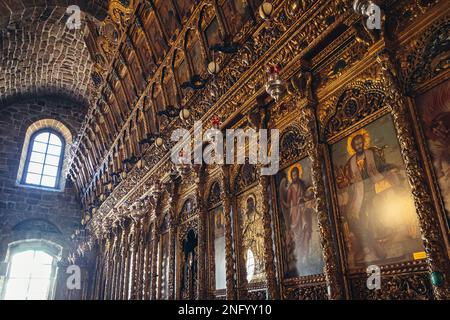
[3,250,55,300]
[246,249,255,283]
[25,131,63,188]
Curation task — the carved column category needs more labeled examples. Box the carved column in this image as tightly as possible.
[111,241,118,300]
[142,221,150,300]
[377,48,450,299]
[117,218,129,300]
[218,165,237,300]
[88,251,99,300]
[194,166,207,299]
[150,188,163,299]
[99,238,107,300]
[161,179,178,300]
[90,252,100,300]
[97,240,106,300]
[294,66,344,300]
[128,222,138,300]
[139,220,145,300]
[168,214,177,300]
[134,219,143,300]
[150,222,159,299]
[143,212,153,300]
[79,258,90,301]
[257,172,279,299]
[105,235,114,300]
[123,231,133,300]
[301,102,344,300]
[140,217,149,300]
[134,218,145,300]
[110,223,120,300]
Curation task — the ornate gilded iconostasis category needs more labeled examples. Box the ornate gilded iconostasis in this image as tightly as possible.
[67,0,450,300]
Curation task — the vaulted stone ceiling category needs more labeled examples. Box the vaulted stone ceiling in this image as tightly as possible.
[0,0,108,107]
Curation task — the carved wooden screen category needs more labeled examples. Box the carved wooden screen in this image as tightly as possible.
[323,81,431,299]
[157,214,170,299]
[233,163,267,298]
[143,223,153,299]
[206,181,226,297]
[177,197,199,300]
[415,79,450,231]
[272,126,326,299]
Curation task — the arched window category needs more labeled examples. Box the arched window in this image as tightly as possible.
[3,250,56,300]
[23,129,65,189]
[1,240,61,300]
[17,119,72,191]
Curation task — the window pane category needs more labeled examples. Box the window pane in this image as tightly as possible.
[12,251,34,264]
[30,152,45,163]
[4,249,55,300]
[26,173,42,185]
[25,131,64,189]
[40,176,56,188]
[34,132,49,143]
[34,251,53,265]
[43,165,58,177]
[9,251,34,278]
[9,262,32,278]
[32,142,48,153]
[31,263,52,278]
[27,279,50,300]
[27,162,44,175]
[45,155,60,166]
[46,144,61,156]
[4,279,29,300]
[49,134,62,147]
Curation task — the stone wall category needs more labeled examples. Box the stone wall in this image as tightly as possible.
[0,96,86,269]
[0,1,108,107]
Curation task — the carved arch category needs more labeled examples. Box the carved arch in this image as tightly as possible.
[279,124,307,167]
[404,19,450,94]
[231,163,258,194]
[206,180,222,209]
[322,80,387,139]
[178,196,198,223]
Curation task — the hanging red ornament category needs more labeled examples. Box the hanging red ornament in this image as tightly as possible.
[265,64,285,101]
[211,115,222,129]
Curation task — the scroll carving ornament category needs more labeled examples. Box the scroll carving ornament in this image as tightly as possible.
[219,166,237,300]
[289,67,344,300]
[376,46,450,299]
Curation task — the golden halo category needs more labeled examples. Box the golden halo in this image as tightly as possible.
[347,128,371,156]
[287,163,303,183]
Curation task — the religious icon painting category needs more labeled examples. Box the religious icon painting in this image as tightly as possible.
[275,158,324,279]
[330,113,424,270]
[237,191,266,284]
[416,79,450,230]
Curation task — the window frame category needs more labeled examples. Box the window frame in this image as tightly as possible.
[2,249,58,300]
[1,240,62,301]
[21,128,65,190]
